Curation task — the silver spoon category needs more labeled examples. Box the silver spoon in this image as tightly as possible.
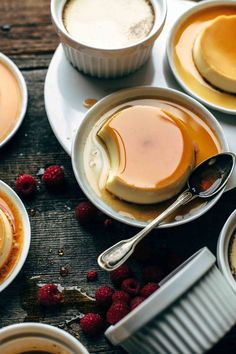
[98,152,235,271]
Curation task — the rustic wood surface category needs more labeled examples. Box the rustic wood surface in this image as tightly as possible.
[0,0,236,353]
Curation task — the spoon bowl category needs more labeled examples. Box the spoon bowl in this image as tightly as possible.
[98,153,235,271]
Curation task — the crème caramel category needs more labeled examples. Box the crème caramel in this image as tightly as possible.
[193,15,236,93]
[0,209,13,268]
[98,105,195,204]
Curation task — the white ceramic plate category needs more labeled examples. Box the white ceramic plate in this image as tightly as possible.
[0,181,31,292]
[44,0,236,191]
[72,86,228,228]
[0,53,28,148]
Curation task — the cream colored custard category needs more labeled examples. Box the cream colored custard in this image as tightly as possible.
[63,0,155,49]
[0,209,13,269]
[193,15,236,93]
[98,105,195,204]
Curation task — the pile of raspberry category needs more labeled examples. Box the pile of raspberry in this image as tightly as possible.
[82,263,162,335]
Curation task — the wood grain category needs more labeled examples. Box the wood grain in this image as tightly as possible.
[0,0,236,353]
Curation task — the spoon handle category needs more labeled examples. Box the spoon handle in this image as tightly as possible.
[98,190,195,271]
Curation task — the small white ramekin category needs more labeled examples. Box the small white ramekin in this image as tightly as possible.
[0,323,89,353]
[0,53,28,148]
[105,247,236,354]
[217,209,236,293]
[51,0,167,78]
[0,181,31,293]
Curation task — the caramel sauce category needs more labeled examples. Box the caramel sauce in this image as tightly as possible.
[0,61,22,143]
[100,105,194,189]
[84,98,221,223]
[173,5,236,110]
[83,98,98,108]
[0,190,24,283]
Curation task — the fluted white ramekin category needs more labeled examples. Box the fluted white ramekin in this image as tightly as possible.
[0,323,89,353]
[51,0,167,78]
[105,248,236,354]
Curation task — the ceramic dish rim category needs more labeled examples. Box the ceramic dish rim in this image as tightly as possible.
[0,52,28,148]
[167,0,236,115]
[0,180,31,293]
[0,322,89,354]
[217,209,236,293]
[71,85,228,229]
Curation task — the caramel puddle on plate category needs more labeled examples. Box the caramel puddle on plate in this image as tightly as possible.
[0,190,23,283]
[84,98,221,223]
[83,98,98,109]
[0,61,22,143]
[173,5,236,110]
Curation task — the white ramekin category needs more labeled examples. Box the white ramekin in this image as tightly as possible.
[0,53,28,148]
[51,0,167,78]
[217,209,236,293]
[105,247,236,354]
[0,323,89,353]
[72,86,228,229]
[0,181,31,293]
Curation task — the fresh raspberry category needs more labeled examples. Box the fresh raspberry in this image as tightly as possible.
[95,286,114,308]
[121,278,141,297]
[112,291,131,304]
[86,270,98,282]
[142,265,163,283]
[106,301,130,325]
[80,313,103,336]
[37,284,63,306]
[110,263,132,286]
[15,174,37,197]
[75,201,97,226]
[42,165,65,188]
[140,283,159,298]
[104,218,112,228]
[130,296,145,310]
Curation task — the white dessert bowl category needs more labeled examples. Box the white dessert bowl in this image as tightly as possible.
[0,53,28,148]
[50,0,167,78]
[217,209,236,293]
[71,86,228,229]
[167,0,236,115]
[0,322,89,354]
[105,248,236,354]
[0,180,31,293]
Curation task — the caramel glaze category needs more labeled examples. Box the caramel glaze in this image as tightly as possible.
[0,61,22,143]
[0,190,23,283]
[85,98,221,223]
[173,5,236,110]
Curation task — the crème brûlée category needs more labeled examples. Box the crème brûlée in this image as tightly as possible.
[98,105,195,204]
[0,209,13,269]
[193,15,236,94]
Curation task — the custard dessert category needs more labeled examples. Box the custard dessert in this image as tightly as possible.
[0,61,22,144]
[63,0,154,49]
[193,15,236,93]
[98,105,195,204]
[0,191,23,283]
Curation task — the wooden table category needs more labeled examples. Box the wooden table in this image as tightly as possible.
[0,1,236,353]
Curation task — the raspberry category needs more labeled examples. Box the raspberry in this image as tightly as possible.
[86,270,98,282]
[112,291,131,304]
[140,283,159,298]
[15,174,37,197]
[121,278,140,297]
[106,301,130,325]
[80,313,103,336]
[75,201,97,226]
[95,286,114,308]
[130,296,145,310]
[142,265,163,283]
[110,263,132,286]
[37,284,63,306]
[42,165,65,188]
